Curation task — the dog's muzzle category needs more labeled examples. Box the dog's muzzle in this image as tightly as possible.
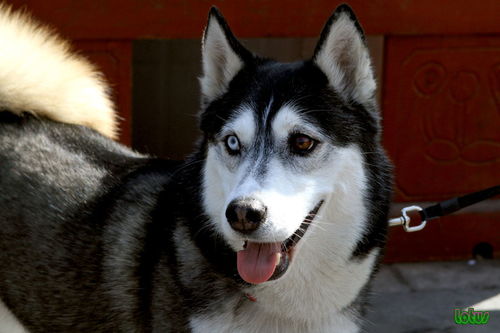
[234,200,324,284]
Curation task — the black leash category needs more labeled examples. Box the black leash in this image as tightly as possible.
[389,185,500,232]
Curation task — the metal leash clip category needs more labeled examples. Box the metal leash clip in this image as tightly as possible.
[388,206,426,232]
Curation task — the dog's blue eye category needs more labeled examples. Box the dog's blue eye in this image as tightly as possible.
[225,135,240,154]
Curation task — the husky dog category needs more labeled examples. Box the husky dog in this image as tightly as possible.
[0,3,392,333]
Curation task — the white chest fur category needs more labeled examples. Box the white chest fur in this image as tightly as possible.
[189,247,378,333]
[190,310,359,333]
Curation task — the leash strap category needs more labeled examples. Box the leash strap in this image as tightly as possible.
[389,185,500,232]
[421,185,500,221]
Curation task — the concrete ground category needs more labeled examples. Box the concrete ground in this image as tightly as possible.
[364,260,500,333]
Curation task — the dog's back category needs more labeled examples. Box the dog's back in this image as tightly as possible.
[0,5,188,330]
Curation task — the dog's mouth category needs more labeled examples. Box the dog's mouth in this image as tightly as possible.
[236,200,324,285]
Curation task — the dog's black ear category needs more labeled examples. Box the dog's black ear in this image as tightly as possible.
[200,7,252,103]
[313,4,375,106]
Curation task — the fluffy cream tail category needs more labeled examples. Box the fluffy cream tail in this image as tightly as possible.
[0,4,117,139]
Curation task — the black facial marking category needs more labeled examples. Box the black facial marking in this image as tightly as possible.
[248,132,271,181]
[201,58,379,151]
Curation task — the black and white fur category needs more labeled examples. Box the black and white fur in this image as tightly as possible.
[0,4,392,332]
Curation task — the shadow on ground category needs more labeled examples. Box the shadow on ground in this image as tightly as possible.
[364,260,500,333]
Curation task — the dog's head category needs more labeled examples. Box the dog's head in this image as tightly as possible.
[199,5,380,284]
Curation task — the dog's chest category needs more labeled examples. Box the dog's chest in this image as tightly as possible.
[188,246,379,333]
[189,300,360,333]
[188,275,364,333]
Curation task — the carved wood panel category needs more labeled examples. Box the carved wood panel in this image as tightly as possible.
[384,36,500,202]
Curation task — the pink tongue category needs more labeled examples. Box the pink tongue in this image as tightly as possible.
[237,242,281,284]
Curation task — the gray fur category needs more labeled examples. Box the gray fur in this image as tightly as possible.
[0,4,392,332]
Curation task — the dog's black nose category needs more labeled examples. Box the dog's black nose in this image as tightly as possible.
[225,198,267,234]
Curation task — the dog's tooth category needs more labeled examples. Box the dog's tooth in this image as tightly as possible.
[275,253,281,265]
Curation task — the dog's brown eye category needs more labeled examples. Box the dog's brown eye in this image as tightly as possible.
[290,134,315,154]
